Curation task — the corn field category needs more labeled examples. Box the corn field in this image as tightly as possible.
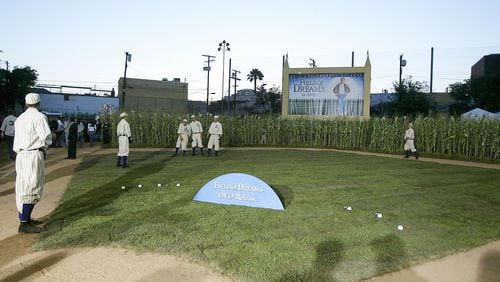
[111,113,500,161]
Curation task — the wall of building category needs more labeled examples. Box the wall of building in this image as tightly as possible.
[118,77,188,113]
[38,92,118,115]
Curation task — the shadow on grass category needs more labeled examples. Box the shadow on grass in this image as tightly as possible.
[40,152,174,242]
[279,239,344,281]
[370,234,409,275]
[270,185,293,209]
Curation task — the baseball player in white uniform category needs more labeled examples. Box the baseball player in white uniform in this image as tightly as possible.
[190,115,204,156]
[174,119,191,156]
[117,112,132,167]
[404,123,419,159]
[1,112,17,160]
[207,115,223,157]
[13,93,52,233]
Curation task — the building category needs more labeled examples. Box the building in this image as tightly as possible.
[32,88,119,115]
[471,54,500,78]
[118,77,188,113]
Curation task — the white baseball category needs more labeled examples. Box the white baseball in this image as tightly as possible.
[397,225,404,231]
[176,183,181,187]
[138,184,142,188]
[121,186,126,190]
[157,183,162,187]
[346,206,352,211]
[376,213,383,218]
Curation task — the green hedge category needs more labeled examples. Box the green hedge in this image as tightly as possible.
[111,113,500,161]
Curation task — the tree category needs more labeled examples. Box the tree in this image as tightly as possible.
[448,79,474,115]
[0,66,38,112]
[256,84,281,114]
[382,79,434,116]
[247,68,264,95]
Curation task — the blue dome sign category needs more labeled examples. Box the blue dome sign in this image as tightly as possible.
[193,173,284,210]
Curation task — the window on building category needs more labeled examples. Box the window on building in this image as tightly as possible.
[64,94,69,101]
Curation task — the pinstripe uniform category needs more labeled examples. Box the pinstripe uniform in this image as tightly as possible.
[117,119,131,156]
[13,108,52,213]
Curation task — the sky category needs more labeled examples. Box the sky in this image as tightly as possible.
[1,0,500,101]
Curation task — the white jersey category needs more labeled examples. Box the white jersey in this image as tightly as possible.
[1,115,17,136]
[13,108,52,152]
[190,120,203,134]
[177,123,192,135]
[404,128,415,140]
[208,121,223,135]
[117,119,131,137]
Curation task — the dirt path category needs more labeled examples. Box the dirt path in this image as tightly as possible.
[0,146,498,281]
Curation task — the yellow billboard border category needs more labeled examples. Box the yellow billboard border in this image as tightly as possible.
[282,54,371,119]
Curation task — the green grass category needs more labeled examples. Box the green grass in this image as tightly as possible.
[36,149,500,281]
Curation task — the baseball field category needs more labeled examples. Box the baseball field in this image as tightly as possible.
[32,148,500,281]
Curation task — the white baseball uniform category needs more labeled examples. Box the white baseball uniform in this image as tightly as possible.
[190,120,203,148]
[176,123,192,151]
[404,127,417,152]
[13,108,52,213]
[117,118,131,156]
[207,121,223,151]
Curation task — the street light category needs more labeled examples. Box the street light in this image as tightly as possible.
[122,51,132,110]
[218,40,230,114]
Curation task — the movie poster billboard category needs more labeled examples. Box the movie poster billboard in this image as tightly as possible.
[288,73,364,116]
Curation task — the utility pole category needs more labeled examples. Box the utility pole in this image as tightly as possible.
[399,54,406,88]
[231,69,241,115]
[430,47,434,94]
[122,51,132,110]
[227,58,232,115]
[202,54,216,114]
[351,51,354,67]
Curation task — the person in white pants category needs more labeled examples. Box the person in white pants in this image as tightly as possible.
[404,123,419,159]
[13,93,52,233]
[207,115,223,157]
[190,115,204,156]
[116,112,132,167]
[174,119,191,156]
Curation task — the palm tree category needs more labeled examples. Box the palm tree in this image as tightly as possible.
[247,68,264,94]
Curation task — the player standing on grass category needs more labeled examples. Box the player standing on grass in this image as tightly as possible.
[404,123,419,159]
[190,115,204,156]
[116,112,132,168]
[13,93,52,233]
[173,119,191,156]
[207,115,223,157]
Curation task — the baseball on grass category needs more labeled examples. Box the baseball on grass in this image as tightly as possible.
[121,186,126,190]
[345,206,352,211]
[397,225,404,231]
[176,183,181,187]
[157,183,162,187]
[375,213,383,218]
[138,184,142,188]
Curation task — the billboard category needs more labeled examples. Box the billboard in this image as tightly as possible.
[282,55,371,118]
[288,73,364,116]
